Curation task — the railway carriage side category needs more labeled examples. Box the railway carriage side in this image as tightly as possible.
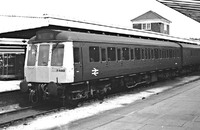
[20,29,182,105]
[180,43,200,73]
[74,39,181,83]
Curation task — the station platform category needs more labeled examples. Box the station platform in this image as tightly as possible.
[0,80,20,93]
[66,77,200,130]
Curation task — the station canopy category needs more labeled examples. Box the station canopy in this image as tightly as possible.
[157,0,200,23]
[0,14,200,45]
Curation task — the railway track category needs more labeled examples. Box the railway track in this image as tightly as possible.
[1,73,199,128]
[0,104,64,128]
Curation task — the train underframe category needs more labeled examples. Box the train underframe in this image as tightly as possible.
[23,70,177,106]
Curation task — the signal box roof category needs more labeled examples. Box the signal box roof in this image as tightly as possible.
[131,10,171,24]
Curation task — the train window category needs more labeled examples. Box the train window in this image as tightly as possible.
[151,49,154,59]
[169,49,172,58]
[144,48,148,59]
[141,49,144,59]
[122,47,129,60]
[51,44,64,66]
[135,48,141,60]
[73,47,80,63]
[147,48,151,59]
[27,45,37,66]
[162,49,165,58]
[89,46,100,62]
[154,49,159,59]
[174,50,177,58]
[101,48,106,62]
[166,49,168,58]
[172,50,175,58]
[107,47,116,61]
[117,48,121,61]
[159,49,162,59]
[38,44,50,66]
[131,49,134,60]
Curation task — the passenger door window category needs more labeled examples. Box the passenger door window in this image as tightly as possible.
[101,48,106,62]
[73,47,80,63]
[117,48,121,61]
[89,46,100,62]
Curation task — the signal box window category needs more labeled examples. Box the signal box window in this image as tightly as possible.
[101,48,106,62]
[27,45,37,66]
[73,47,80,63]
[122,48,129,60]
[89,46,100,62]
[51,44,64,66]
[135,48,141,60]
[107,47,116,61]
[38,45,50,66]
[117,48,121,61]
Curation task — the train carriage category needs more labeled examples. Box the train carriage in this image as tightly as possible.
[20,29,200,105]
[180,43,200,69]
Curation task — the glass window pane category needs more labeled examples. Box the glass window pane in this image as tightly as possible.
[27,45,37,66]
[141,49,144,59]
[73,47,80,63]
[101,48,106,61]
[107,47,116,61]
[51,44,64,66]
[38,45,50,66]
[117,48,121,61]
[148,48,151,59]
[135,48,141,60]
[122,48,129,60]
[89,46,100,62]
[131,49,134,60]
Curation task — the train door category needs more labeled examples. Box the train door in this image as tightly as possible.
[73,42,83,82]
[81,43,109,81]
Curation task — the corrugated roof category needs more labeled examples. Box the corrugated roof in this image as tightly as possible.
[157,0,200,23]
[131,10,171,23]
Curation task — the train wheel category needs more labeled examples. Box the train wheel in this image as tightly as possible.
[29,90,38,104]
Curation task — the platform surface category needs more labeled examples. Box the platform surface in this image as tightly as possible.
[65,78,200,130]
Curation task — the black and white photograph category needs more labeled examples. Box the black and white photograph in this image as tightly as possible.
[0,0,200,129]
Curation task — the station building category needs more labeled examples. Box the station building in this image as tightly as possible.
[131,10,171,35]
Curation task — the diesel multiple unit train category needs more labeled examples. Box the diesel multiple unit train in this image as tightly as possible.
[20,29,200,105]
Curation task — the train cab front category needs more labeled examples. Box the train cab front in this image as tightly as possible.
[20,37,75,104]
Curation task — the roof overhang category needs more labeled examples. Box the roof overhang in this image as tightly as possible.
[157,0,200,23]
[0,14,200,45]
